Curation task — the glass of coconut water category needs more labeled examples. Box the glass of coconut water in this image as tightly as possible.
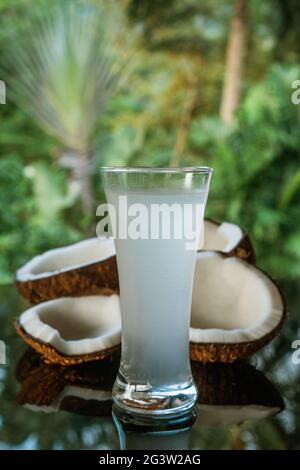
[100,166,213,420]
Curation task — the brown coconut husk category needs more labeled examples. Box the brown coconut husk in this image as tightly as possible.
[230,232,255,264]
[14,320,121,366]
[204,218,256,264]
[15,255,118,305]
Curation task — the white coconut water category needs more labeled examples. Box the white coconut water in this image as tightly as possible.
[105,189,205,390]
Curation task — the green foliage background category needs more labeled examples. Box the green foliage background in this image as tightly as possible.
[0,0,300,451]
[1,0,299,284]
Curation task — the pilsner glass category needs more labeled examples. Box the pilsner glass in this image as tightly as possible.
[100,166,213,419]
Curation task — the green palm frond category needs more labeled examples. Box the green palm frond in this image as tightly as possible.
[2,0,131,152]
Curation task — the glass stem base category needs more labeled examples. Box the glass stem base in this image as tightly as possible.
[112,372,197,419]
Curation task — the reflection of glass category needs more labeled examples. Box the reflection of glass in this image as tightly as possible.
[113,406,195,450]
[100,167,213,418]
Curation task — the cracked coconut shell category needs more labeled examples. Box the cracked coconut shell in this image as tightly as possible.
[15,295,121,365]
[15,238,118,304]
[189,252,287,362]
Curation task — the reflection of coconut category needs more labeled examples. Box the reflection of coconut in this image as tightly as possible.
[16,349,119,417]
[23,385,113,417]
[15,295,121,365]
[16,350,284,427]
[190,252,287,362]
[201,220,255,263]
[192,361,284,426]
[15,238,118,304]
[59,389,112,417]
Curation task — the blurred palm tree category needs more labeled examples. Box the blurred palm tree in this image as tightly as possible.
[220,0,248,124]
[2,0,132,217]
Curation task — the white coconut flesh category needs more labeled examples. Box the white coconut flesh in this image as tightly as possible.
[16,237,116,281]
[25,386,112,414]
[196,404,281,427]
[19,295,121,355]
[199,220,243,252]
[190,252,284,344]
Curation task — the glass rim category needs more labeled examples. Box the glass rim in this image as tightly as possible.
[99,166,214,174]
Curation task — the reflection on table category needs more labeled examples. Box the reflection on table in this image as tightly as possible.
[15,348,284,450]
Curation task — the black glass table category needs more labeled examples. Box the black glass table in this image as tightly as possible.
[0,283,299,450]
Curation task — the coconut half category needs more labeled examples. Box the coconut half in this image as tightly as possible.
[15,237,118,304]
[15,295,121,365]
[190,252,287,362]
[201,219,255,263]
[16,349,119,416]
[192,361,284,426]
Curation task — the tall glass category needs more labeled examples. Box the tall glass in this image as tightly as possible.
[100,167,213,419]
